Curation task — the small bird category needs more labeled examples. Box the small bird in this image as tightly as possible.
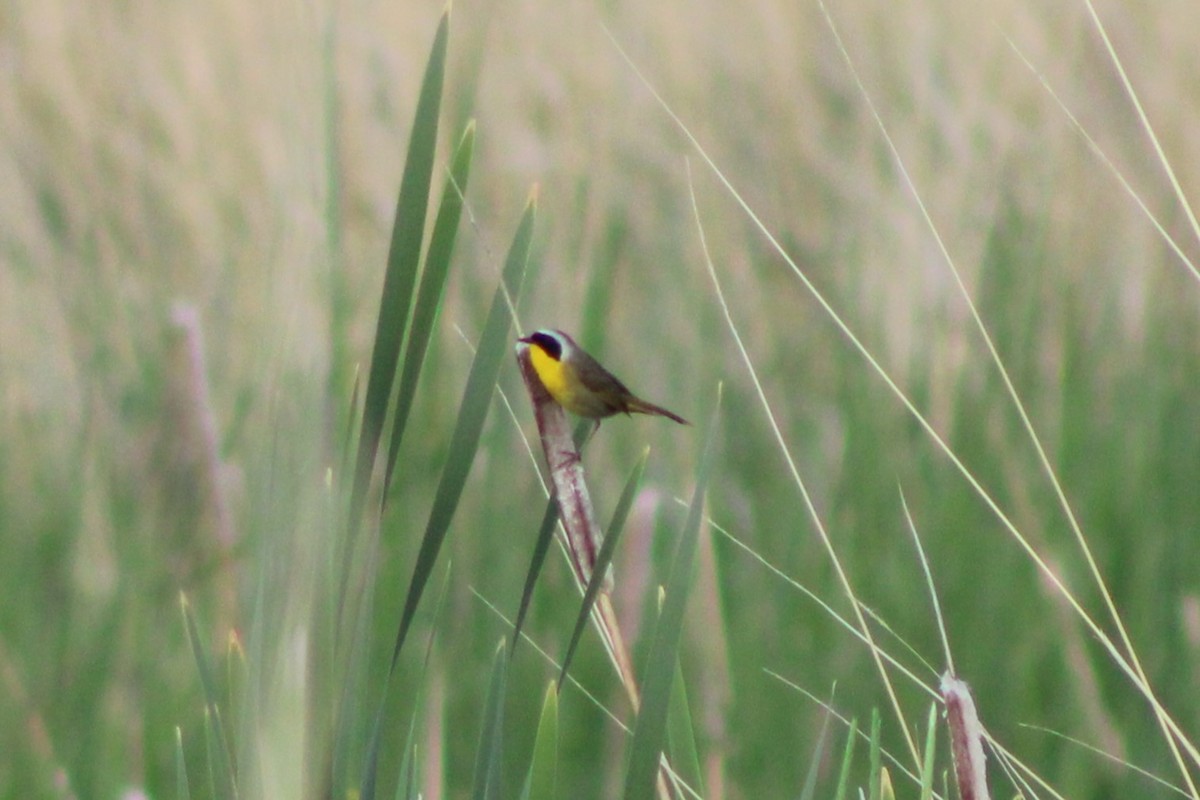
[518,329,689,432]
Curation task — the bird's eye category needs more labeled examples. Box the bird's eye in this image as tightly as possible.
[529,331,562,359]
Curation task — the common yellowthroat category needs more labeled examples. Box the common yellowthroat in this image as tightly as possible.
[518,329,689,429]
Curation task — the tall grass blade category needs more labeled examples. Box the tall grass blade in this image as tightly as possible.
[363,561,454,799]
[622,384,720,800]
[394,743,419,800]
[869,708,882,800]
[180,593,218,711]
[558,447,648,686]
[523,681,559,800]
[204,706,237,800]
[384,121,477,495]
[666,658,703,796]
[920,702,938,800]
[175,727,191,800]
[388,192,535,668]
[331,564,378,796]
[181,593,238,797]
[833,718,858,800]
[339,367,362,488]
[347,8,449,531]
[511,496,559,654]
[472,639,510,800]
[798,705,834,800]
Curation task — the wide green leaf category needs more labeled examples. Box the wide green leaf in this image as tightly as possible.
[524,682,559,800]
[347,7,448,531]
[388,191,535,668]
[384,121,477,494]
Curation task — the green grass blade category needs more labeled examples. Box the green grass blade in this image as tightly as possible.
[331,565,378,795]
[557,447,648,688]
[203,706,237,800]
[472,639,510,800]
[363,560,455,799]
[384,121,477,494]
[833,718,858,800]
[869,708,882,800]
[388,192,535,668]
[622,384,720,800]
[523,681,559,800]
[394,742,420,800]
[180,593,218,709]
[339,366,362,489]
[666,658,703,796]
[798,706,833,800]
[348,8,449,530]
[181,593,238,797]
[920,702,938,800]
[510,495,559,654]
[176,727,191,800]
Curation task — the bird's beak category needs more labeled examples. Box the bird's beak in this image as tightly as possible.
[517,334,533,345]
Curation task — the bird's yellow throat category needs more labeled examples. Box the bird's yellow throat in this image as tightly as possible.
[528,342,573,407]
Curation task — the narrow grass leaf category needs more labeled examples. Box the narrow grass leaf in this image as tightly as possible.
[176,727,191,800]
[798,705,834,800]
[364,560,455,800]
[394,743,419,800]
[181,594,238,797]
[557,447,648,687]
[511,495,559,654]
[869,708,882,800]
[880,767,895,800]
[666,658,703,796]
[180,593,218,709]
[348,8,449,530]
[523,681,559,800]
[622,384,720,800]
[920,702,938,800]
[204,707,237,800]
[332,564,377,796]
[384,121,477,493]
[833,718,858,800]
[472,639,510,800]
[339,366,362,488]
[388,192,535,668]
[225,632,246,746]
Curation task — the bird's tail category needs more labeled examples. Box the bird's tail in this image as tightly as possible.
[628,398,689,425]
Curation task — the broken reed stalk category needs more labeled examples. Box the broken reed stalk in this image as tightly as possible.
[942,673,990,800]
[515,343,640,710]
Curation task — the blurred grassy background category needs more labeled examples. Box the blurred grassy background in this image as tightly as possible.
[3,0,1200,797]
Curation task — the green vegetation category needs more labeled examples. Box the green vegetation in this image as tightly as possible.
[2,1,1199,798]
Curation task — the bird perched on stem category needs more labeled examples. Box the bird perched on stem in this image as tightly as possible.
[518,329,688,438]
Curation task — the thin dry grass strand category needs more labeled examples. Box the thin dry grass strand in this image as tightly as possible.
[471,589,626,731]
[764,671,942,800]
[899,487,955,677]
[1001,35,1199,284]
[610,14,1200,796]
[471,589,703,800]
[612,10,1200,790]
[818,4,1200,788]
[1080,0,1200,252]
[1018,725,1191,799]
[856,604,940,682]
[990,729,1081,800]
[687,163,920,770]
[693,503,938,700]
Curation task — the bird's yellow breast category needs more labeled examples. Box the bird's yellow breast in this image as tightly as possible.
[529,344,577,409]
